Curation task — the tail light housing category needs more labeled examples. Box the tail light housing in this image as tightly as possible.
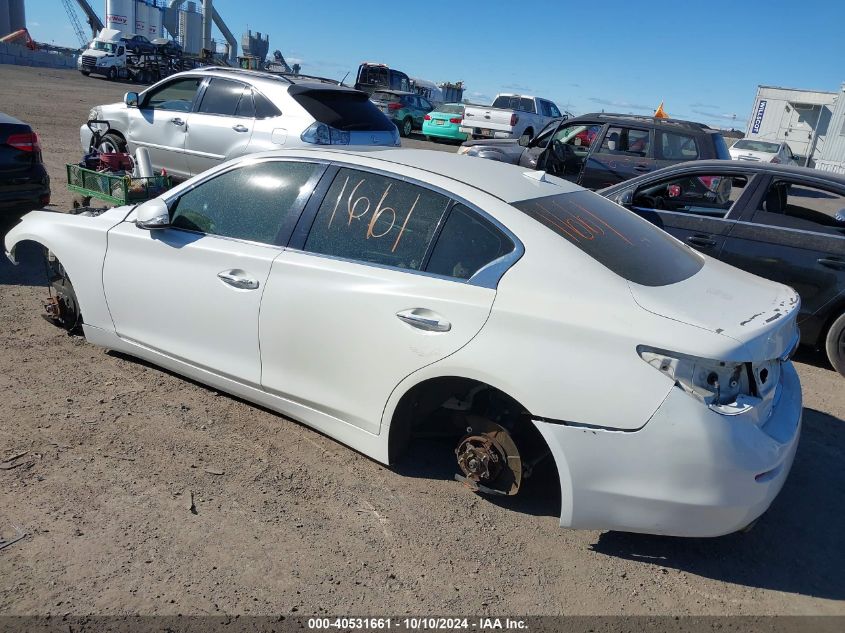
[388,102,402,111]
[770,157,781,163]
[6,131,41,153]
[424,114,431,120]
[449,117,462,124]
[510,113,519,126]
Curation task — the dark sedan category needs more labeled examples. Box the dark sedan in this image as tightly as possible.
[601,160,845,376]
[0,112,50,214]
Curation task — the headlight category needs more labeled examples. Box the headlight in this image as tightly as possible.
[88,107,101,120]
[300,122,350,145]
[638,347,761,415]
[457,145,472,155]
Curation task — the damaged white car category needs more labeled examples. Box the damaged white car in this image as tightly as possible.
[4,148,802,537]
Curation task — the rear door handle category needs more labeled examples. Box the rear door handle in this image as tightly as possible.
[686,235,717,248]
[396,308,451,332]
[217,269,259,290]
[634,164,652,172]
[817,257,845,271]
[232,124,248,132]
[170,117,185,126]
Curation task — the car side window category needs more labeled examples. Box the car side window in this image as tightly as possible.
[170,161,319,244]
[197,78,248,116]
[756,180,845,236]
[549,103,562,118]
[598,126,650,157]
[235,88,256,118]
[551,123,602,150]
[143,77,202,112]
[633,173,750,218]
[253,90,281,118]
[426,204,514,280]
[303,168,450,271]
[519,98,536,114]
[658,131,700,160]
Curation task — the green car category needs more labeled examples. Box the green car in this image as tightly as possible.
[370,90,434,137]
[422,103,468,142]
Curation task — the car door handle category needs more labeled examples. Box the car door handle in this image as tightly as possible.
[817,257,845,271]
[170,117,185,126]
[232,124,248,132]
[634,164,652,172]
[396,309,451,332]
[686,235,717,248]
[217,269,259,290]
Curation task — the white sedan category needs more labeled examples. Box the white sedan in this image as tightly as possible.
[729,138,799,165]
[4,148,802,537]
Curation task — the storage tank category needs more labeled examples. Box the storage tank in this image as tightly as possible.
[134,1,148,36]
[148,5,163,38]
[8,0,25,32]
[180,2,202,55]
[0,3,11,37]
[105,0,133,33]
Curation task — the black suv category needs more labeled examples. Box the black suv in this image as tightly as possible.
[0,112,50,214]
[459,113,731,189]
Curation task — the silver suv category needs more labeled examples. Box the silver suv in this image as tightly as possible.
[81,68,400,180]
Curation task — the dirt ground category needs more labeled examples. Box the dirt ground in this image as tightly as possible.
[0,65,843,617]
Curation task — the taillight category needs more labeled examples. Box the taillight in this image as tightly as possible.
[424,114,431,120]
[388,102,402,110]
[449,117,462,124]
[510,113,519,126]
[7,131,40,152]
[771,157,781,163]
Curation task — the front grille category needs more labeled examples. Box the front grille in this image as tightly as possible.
[81,55,97,70]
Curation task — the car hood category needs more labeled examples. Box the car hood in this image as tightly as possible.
[628,256,800,362]
[463,139,524,163]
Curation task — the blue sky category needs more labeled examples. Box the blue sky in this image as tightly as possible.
[27,0,845,129]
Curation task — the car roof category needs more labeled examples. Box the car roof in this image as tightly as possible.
[267,148,583,202]
[601,159,845,192]
[184,67,357,91]
[373,89,414,95]
[568,112,713,132]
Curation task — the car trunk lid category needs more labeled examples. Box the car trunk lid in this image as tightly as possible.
[628,257,800,362]
[0,119,38,182]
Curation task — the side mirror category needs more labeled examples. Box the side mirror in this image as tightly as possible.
[618,190,633,207]
[835,208,845,223]
[135,198,170,229]
[124,91,139,108]
[518,132,531,147]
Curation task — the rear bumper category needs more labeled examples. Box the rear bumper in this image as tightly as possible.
[534,362,802,537]
[0,167,50,212]
[422,121,467,140]
[460,126,514,139]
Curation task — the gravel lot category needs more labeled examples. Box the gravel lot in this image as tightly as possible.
[0,65,843,617]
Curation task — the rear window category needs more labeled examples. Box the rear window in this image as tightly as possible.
[372,91,397,102]
[512,191,704,286]
[437,104,464,115]
[732,139,779,153]
[291,87,395,131]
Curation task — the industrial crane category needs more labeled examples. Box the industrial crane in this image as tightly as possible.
[59,0,104,47]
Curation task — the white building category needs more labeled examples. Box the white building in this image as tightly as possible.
[744,85,837,167]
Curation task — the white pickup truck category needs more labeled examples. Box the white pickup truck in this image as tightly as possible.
[460,94,564,140]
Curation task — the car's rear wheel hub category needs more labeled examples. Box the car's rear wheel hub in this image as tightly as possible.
[454,417,522,496]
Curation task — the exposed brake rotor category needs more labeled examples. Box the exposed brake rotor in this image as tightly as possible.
[455,416,522,496]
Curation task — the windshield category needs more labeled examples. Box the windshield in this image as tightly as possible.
[92,41,116,53]
[733,139,780,153]
[512,191,704,286]
[436,103,464,115]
